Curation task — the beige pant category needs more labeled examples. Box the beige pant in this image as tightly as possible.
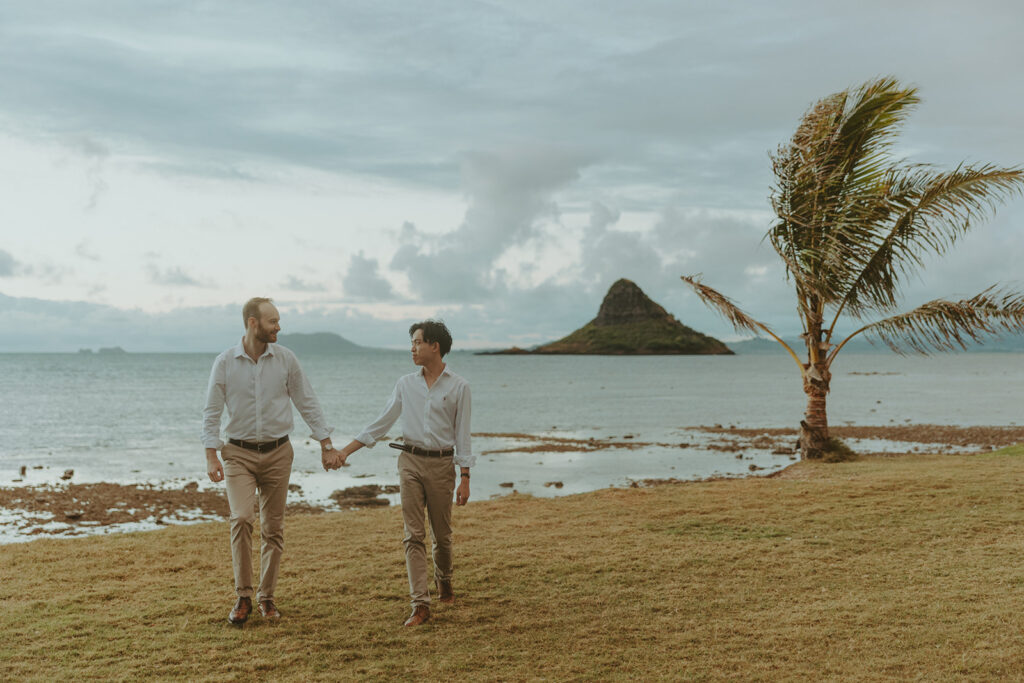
[222,441,294,601]
[398,451,456,608]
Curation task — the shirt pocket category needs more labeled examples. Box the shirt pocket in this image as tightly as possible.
[439,387,460,420]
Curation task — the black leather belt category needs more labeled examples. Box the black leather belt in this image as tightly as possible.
[229,435,289,453]
[388,442,454,458]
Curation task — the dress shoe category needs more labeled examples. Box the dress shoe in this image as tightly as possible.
[436,579,454,604]
[403,604,430,627]
[258,599,281,622]
[228,596,252,625]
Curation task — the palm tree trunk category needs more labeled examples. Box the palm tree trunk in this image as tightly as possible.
[799,362,831,458]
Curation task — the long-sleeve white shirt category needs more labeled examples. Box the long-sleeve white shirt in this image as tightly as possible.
[355,365,474,468]
[202,340,333,449]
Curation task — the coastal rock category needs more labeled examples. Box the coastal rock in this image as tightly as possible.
[483,279,732,355]
[330,484,399,508]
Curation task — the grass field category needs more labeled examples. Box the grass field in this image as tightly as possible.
[3,446,1024,680]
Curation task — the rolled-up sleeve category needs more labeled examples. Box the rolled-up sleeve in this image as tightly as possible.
[355,382,403,448]
[453,383,474,468]
[286,353,333,442]
[202,354,227,449]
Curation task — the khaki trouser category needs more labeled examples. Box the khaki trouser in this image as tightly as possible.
[222,441,294,601]
[398,450,456,608]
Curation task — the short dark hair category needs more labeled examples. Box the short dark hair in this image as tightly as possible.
[409,319,453,357]
[243,297,273,326]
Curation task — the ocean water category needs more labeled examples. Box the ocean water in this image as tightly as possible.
[1,350,1021,515]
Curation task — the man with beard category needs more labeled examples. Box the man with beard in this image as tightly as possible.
[202,297,339,625]
[328,320,473,627]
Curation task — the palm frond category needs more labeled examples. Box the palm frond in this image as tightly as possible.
[680,274,764,336]
[769,77,922,304]
[832,77,920,180]
[837,165,1024,318]
[845,287,1024,355]
[681,274,807,373]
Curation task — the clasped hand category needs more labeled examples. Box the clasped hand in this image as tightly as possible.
[321,448,348,471]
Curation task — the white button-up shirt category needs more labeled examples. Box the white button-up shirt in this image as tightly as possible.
[202,340,333,449]
[355,365,474,468]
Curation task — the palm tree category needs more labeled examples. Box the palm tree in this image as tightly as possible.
[682,77,1024,459]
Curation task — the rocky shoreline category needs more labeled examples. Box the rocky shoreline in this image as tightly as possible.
[0,479,401,541]
[1,424,1021,541]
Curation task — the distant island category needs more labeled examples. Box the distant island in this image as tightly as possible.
[78,346,127,355]
[276,332,366,354]
[483,279,733,355]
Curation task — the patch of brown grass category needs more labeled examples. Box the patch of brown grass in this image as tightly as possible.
[2,446,1024,680]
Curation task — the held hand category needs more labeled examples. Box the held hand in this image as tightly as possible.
[333,448,350,468]
[322,448,349,471]
[321,449,336,471]
[455,478,470,506]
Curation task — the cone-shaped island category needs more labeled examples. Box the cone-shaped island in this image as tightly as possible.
[485,279,733,355]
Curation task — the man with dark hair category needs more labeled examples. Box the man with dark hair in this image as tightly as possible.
[330,319,473,627]
[203,297,340,626]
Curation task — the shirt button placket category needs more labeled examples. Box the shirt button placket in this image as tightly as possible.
[424,392,433,444]
[254,362,262,442]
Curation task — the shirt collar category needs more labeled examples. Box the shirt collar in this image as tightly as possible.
[418,363,450,380]
[233,338,275,360]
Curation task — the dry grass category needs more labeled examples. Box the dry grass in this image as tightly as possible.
[3,446,1024,680]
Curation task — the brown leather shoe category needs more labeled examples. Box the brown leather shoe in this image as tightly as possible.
[258,599,281,622]
[403,605,430,627]
[436,579,454,604]
[228,596,252,625]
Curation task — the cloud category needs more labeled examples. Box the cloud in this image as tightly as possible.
[0,293,235,352]
[146,264,204,287]
[343,252,393,301]
[1,1,1021,202]
[69,136,110,210]
[0,249,20,276]
[0,293,398,352]
[280,275,326,292]
[578,201,664,288]
[390,147,586,302]
[35,262,73,285]
[75,240,102,262]
[4,257,73,284]
[1,1,1022,349]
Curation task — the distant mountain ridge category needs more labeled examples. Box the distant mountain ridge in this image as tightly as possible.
[485,279,732,355]
[728,334,1024,354]
[276,332,365,353]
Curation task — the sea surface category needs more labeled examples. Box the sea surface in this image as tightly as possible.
[1,350,1021,540]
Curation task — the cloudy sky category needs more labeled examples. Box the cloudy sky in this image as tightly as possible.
[1,0,1022,351]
